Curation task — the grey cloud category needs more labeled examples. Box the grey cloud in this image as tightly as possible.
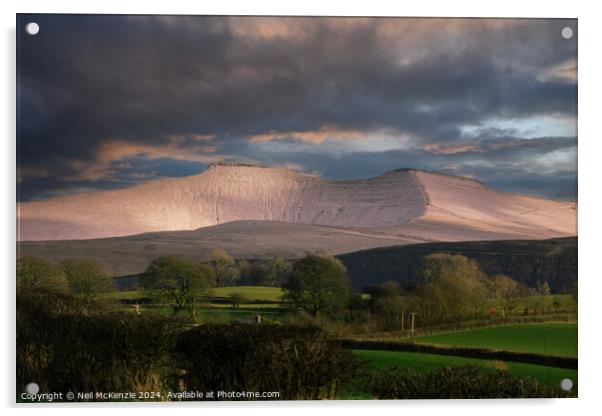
[17,15,577,201]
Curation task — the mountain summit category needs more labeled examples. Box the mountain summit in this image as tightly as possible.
[18,164,576,242]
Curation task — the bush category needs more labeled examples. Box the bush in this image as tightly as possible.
[17,256,70,293]
[62,258,115,307]
[228,292,248,308]
[352,366,574,399]
[17,289,185,399]
[175,324,358,399]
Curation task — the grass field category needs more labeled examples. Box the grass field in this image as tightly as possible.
[511,294,576,312]
[212,286,284,301]
[352,349,577,386]
[130,303,285,322]
[106,286,287,322]
[414,323,577,357]
[105,286,284,302]
[104,290,144,300]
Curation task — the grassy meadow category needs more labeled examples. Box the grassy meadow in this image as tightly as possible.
[414,323,577,357]
[212,285,284,301]
[105,286,284,303]
[104,285,288,323]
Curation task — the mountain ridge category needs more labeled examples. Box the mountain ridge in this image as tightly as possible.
[17,165,576,242]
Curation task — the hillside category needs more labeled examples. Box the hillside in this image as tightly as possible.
[18,164,576,241]
[337,237,577,293]
[18,221,425,277]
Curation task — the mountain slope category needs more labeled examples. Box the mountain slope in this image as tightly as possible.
[18,221,426,276]
[338,237,577,293]
[17,164,576,241]
[18,217,578,277]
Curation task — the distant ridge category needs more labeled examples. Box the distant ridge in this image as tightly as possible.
[17,165,576,242]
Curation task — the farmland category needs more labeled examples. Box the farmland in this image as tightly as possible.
[104,286,284,302]
[18,252,578,400]
[212,286,284,301]
[413,323,577,357]
[341,323,578,398]
[106,286,578,390]
[104,286,287,322]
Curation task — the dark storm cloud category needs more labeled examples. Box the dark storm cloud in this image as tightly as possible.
[17,15,577,201]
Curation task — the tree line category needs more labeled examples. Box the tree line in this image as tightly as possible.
[17,257,115,310]
[282,252,568,330]
[17,250,569,329]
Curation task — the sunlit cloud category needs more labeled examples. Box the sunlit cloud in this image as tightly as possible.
[97,138,219,164]
[18,166,51,182]
[249,125,363,144]
[423,143,483,155]
[59,136,224,182]
[539,59,577,82]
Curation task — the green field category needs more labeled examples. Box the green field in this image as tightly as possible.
[352,349,577,386]
[105,286,286,322]
[414,323,577,357]
[105,286,284,302]
[212,286,284,301]
[129,303,284,322]
[104,290,143,300]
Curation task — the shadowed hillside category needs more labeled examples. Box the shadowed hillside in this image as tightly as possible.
[337,237,577,293]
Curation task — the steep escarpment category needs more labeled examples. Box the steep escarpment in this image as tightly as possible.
[17,165,427,241]
[17,164,576,242]
[414,170,576,238]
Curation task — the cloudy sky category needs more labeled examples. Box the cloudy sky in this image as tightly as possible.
[17,15,577,201]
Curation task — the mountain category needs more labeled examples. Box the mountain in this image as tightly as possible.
[18,164,576,242]
[17,165,577,277]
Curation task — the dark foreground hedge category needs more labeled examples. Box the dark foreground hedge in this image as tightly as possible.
[17,290,356,400]
[17,290,185,396]
[175,324,358,399]
[16,290,575,401]
[350,366,576,399]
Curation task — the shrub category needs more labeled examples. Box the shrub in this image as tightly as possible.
[175,324,358,399]
[229,292,248,309]
[61,258,115,307]
[17,289,185,399]
[17,256,69,294]
[352,365,575,399]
